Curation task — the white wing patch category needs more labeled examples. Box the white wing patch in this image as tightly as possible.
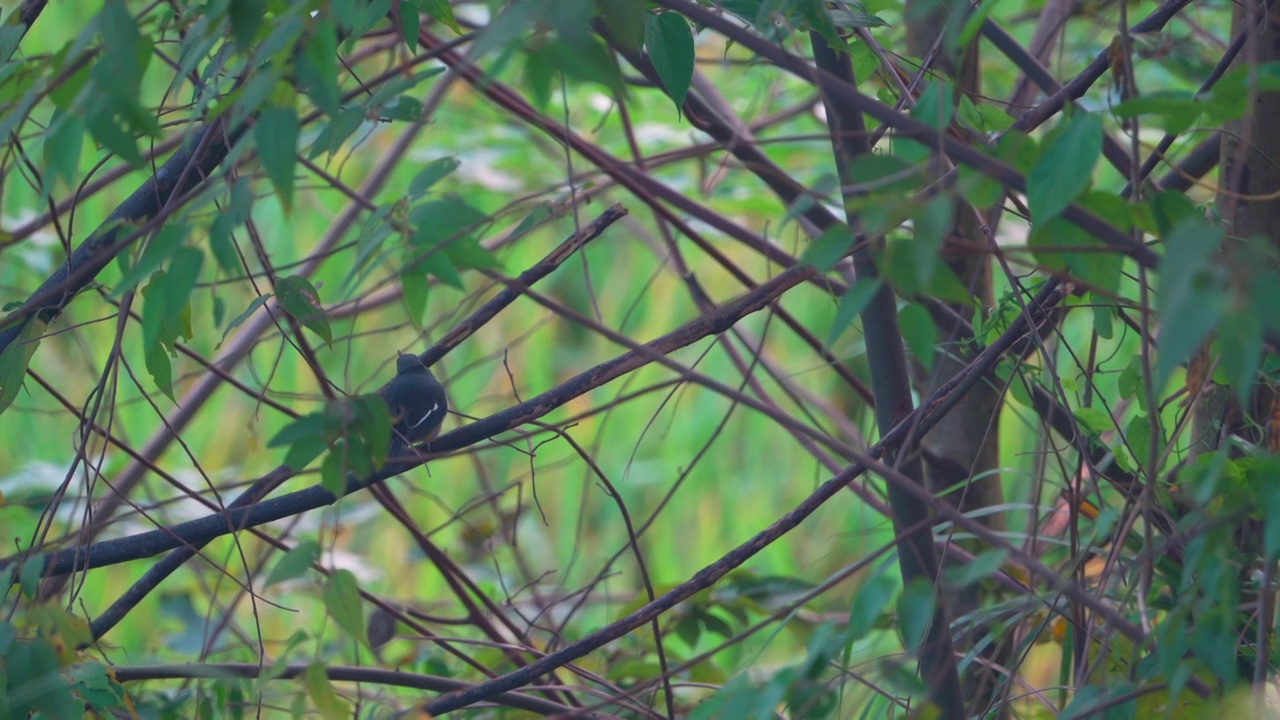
[407,402,440,429]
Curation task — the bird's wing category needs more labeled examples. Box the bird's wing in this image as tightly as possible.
[406,402,441,429]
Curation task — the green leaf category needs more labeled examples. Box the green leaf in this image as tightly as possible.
[400,1,420,51]
[1124,413,1157,470]
[8,638,79,719]
[94,1,154,115]
[265,540,321,587]
[945,549,1008,589]
[911,80,953,131]
[419,251,463,289]
[408,156,460,198]
[800,223,852,271]
[899,302,936,373]
[324,569,367,647]
[401,267,430,322]
[827,2,886,29]
[1092,299,1114,340]
[910,196,953,286]
[1060,686,1104,720]
[308,107,366,160]
[1260,461,1280,560]
[18,553,44,600]
[0,319,43,415]
[1111,92,1200,134]
[1072,406,1112,437]
[270,413,325,449]
[340,207,394,297]
[85,101,144,167]
[896,578,935,653]
[355,394,392,468]
[298,17,340,116]
[957,164,1003,210]
[644,12,694,114]
[305,663,350,720]
[1148,190,1198,236]
[848,570,896,641]
[256,103,299,209]
[957,95,1013,133]
[1027,111,1102,223]
[444,238,501,271]
[827,278,881,347]
[42,109,85,197]
[218,294,272,348]
[1155,218,1226,389]
[321,448,348,498]
[409,194,488,247]
[112,224,190,298]
[228,0,264,51]
[1216,306,1263,405]
[143,335,175,402]
[381,95,423,122]
[284,435,328,471]
[422,0,461,33]
[599,0,645,52]
[209,179,254,273]
[141,250,201,350]
[880,211,975,302]
[1028,217,1122,294]
[275,275,333,346]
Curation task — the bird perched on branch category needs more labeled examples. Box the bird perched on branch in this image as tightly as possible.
[380,353,447,453]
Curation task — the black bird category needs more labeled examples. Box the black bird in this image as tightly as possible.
[380,354,447,451]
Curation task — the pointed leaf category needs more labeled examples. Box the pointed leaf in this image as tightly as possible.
[276,275,333,346]
[256,104,299,209]
[1027,111,1102,223]
[644,12,694,114]
[324,569,367,646]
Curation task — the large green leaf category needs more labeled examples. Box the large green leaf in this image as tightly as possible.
[0,319,43,415]
[896,578,935,654]
[275,275,333,346]
[1155,218,1226,389]
[324,569,368,647]
[644,12,694,114]
[1027,110,1102,224]
[256,103,299,209]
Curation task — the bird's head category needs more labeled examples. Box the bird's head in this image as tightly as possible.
[396,353,429,375]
